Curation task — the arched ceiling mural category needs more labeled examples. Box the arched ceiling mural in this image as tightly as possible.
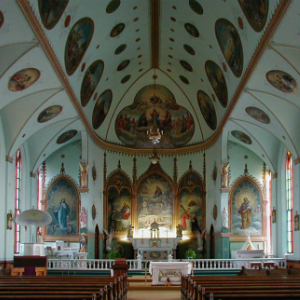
[1,0,299,175]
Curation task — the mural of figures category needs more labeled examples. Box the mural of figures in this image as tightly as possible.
[137,174,173,230]
[184,23,200,37]
[46,177,79,238]
[238,0,269,32]
[107,186,131,232]
[266,70,298,94]
[106,0,121,14]
[115,85,195,148]
[179,172,203,232]
[245,107,270,124]
[38,105,62,123]
[231,130,252,144]
[110,23,125,37]
[215,18,243,77]
[8,68,40,91]
[197,90,217,130]
[56,130,78,144]
[231,178,262,236]
[80,60,104,107]
[38,0,69,29]
[189,0,203,15]
[64,18,94,75]
[205,60,228,108]
[92,89,112,130]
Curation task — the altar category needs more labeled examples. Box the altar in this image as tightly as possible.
[149,261,192,285]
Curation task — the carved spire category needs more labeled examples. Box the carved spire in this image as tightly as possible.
[118,160,121,170]
[103,151,107,186]
[244,163,249,175]
[133,156,137,187]
[173,156,178,187]
[203,152,206,189]
[189,160,192,171]
[60,162,65,174]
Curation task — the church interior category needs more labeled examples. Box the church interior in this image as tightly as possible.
[2,0,300,285]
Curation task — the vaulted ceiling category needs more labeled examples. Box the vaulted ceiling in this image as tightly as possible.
[0,0,298,175]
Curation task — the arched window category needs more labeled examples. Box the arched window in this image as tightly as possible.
[14,150,21,254]
[286,151,293,253]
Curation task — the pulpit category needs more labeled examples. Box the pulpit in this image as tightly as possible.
[111,258,129,278]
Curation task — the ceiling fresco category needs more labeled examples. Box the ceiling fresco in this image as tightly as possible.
[2,0,300,174]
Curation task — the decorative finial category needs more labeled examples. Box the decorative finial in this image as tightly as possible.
[149,150,160,164]
[61,163,65,174]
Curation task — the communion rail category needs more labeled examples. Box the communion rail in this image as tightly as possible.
[48,257,286,272]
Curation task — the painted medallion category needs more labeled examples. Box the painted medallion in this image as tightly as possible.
[110,23,125,37]
[121,74,131,84]
[56,130,78,144]
[189,0,203,15]
[215,19,243,77]
[197,90,217,130]
[38,0,68,29]
[38,105,62,123]
[266,70,297,94]
[65,18,94,76]
[205,60,228,108]
[238,0,269,32]
[245,107,270,124]
[115,85,195,148]
[184,23,200,38]
[231,130,252,144]
[92,89,112,130]
[80,60,104,107]
[183,44,195,55]
[106,0,121,14]
[117,60,130,72]
[180,60,193,72]
[180,75,189,84]
[115,44,127,55]
[8,68,40,92]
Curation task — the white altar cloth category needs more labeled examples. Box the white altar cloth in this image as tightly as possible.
[149,262,192,285]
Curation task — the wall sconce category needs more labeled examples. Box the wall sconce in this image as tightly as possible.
[7,211,13,230]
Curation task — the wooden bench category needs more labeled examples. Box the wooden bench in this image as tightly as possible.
[0,274,128,300]
[181,271,300,300]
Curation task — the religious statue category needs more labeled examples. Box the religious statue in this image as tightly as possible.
[176,224,183,237]
[196,229,206,251]
[128,225,134,238]
[294,212,299,231]
[37,227,44,243]
[79,161,89,188]
[80,234,87,252]
[220,162,230,188]
[7,212,13,230]
[79,207,88,228]
[222,207,228,228]
[103,229,114,251]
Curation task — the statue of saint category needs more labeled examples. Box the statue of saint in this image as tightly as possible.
[79,161,89,188]
[222,207,228,228]
[220,162,229,188]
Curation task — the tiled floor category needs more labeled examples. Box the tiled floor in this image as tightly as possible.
[127,289,181,300]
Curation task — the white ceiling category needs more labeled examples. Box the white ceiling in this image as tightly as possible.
[0,0,298,175]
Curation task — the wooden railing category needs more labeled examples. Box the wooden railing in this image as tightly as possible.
[48,257,286,271]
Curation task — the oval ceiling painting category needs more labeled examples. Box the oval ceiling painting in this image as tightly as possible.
[106,0,121,14]
[65,18,94,76]
[115,44,127,55]
[184,23,200,38]
[197,90,217,131]
[189,0,203,15]
[56,130,78,144]
[238,0,269,32]
[205,60,228,108]
[115,85,195,148]
[117,60,130,72]
[80,60,104,107]
[38,0,69,30]
[215,18,243,77]
[266,70,297,94]
[8,68,40,92]
[110,23,125,37]
[121,74,131,84]
[180,60,193,72]
[231,130,252,144]
[245,107,270,124]
[92,89,112,130]
[183,44,195,55]
[38,105,63,123]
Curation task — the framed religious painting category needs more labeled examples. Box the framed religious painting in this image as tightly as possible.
[230,176,264,240]
[44,175,80,241]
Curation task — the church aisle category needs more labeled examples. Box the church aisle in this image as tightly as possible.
[127,290,181,300]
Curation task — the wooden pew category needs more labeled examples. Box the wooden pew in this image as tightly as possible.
[0,274,128,300]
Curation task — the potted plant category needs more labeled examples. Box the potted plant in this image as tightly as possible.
[108,250,121,259]
[185,248,196,260]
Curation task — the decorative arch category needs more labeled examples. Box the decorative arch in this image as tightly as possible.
[229,173,265,240]
[43,169,80,242]
[136,162,174,231]
[105,167,133,233]
[178,163,205,234]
